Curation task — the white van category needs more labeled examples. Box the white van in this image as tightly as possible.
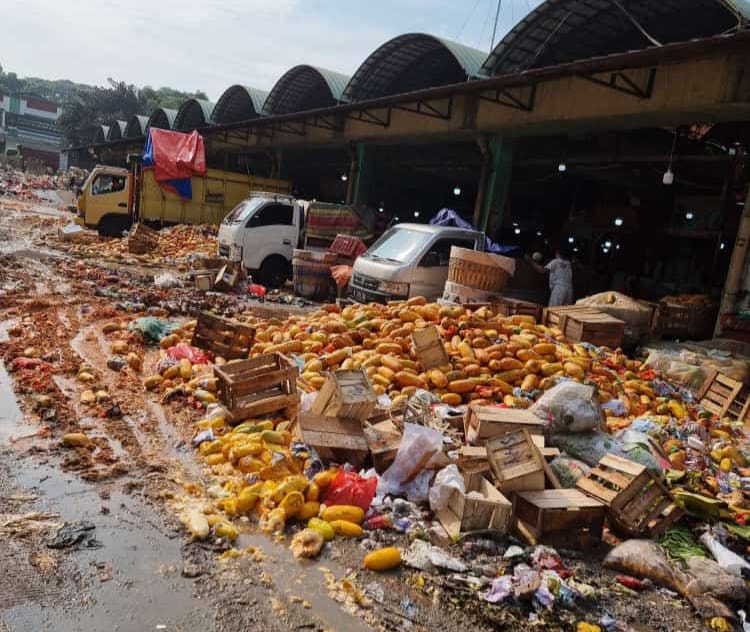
[348,223,485,302]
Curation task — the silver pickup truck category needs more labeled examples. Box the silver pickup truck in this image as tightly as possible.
[348,223,485,303]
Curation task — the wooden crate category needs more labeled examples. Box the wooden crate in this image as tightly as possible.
[299,413,369,467]
[490,296,543,322]
[544,305,625,348]
[437,476,512,540]
[128,223,159,254]
[696,369,750,424]
[576,454,683,537]
[191,312,255,360]
[310,370,377,422]
[657,301,717,339]
[512,489,606,548]
[412,325,449,371]
[214,353,299,423]
[464,405,546,445]
[486,429,545,495]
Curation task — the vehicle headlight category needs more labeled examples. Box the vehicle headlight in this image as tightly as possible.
[377,280,409,296]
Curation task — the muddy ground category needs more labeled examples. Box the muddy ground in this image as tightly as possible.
[0,195,708,632]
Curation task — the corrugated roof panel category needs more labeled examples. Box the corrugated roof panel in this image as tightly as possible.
[147,108,178,130]
[343,33,489,102]
[124,115,149,138]
[211,85,268,124]
[482,0,742,75]
[263,65,352,115]
[174,99,215,131]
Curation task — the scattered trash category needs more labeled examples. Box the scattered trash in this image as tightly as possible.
[47,521,101,549]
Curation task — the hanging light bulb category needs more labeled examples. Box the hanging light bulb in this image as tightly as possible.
[614,217,624,227]
[568,236,575,244]
[453,186,461,197]
[720,242,726,250]
[558,161,567,173]
[340,173,348,182]
[514,228,521,235]
[536,231,542,237]
[685,211,694,220]
[604,240,612,248]
[663,130,678,185]
[413,211,420,218]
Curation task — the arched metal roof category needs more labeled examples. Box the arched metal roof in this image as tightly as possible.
[263,66,350,115]
[173,99,215,131]
[481,0,744,76]
[210,85,268,124]
[105,120,127,141]
[342,33,488,102]
[124,114,149,138]
[93,125,109,144]
[147,107,177,130]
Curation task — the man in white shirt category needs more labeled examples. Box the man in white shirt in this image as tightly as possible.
[529,246,574,306]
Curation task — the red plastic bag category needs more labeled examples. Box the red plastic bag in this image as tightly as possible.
[165,343,208,365]
[247,283,267,297]
[322,467,377,512]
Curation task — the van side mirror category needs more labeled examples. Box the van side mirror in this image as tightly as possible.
[420,251,441,267]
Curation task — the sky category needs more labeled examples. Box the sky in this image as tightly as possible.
[1,0,544,101]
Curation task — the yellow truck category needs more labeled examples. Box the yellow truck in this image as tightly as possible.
[76,159,290,236]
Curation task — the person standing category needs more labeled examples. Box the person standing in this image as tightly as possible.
[528,245,574,306]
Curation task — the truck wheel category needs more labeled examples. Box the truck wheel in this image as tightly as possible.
[258,256,291,288]
[98,215,132,237]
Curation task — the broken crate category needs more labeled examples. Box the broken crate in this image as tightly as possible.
[310,369,376,422]
[486,429,546,495]
[411,325,449,371]
[191,311,255,360]
[298,413,369,468]
[464,405,546,445]
[575,453,683,537]
[214,353,299,424]
[437,475,512,540]
[512,489,606,548]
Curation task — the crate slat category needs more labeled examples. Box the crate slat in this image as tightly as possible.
[191,312,255,360]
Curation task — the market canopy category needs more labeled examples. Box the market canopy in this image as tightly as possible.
[342,33,488,102]
[264,66,350,115]
[481,0,745,76]
[211,85,268,124]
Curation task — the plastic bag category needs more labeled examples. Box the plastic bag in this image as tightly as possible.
[129,317,178,343]
[165,343,208,365]
[530,382,603,433]
[378,423,445,502]
[154,272,181,288]
[681,555,748,602]
[322,467,377,512]
[699,531,750,576]
[549,431,661,473]
[549,455,590,488]
[428,465,465,512]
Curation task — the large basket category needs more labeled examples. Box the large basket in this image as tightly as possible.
[448,247,515,293]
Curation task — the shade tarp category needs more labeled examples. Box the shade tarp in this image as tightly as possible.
[142,128,206,199]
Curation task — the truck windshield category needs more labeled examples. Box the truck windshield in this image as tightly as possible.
[223,198,265,224]
[365,227,432,264]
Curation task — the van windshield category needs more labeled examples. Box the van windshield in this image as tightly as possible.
[223,198,265,224]
[365,227,431,264]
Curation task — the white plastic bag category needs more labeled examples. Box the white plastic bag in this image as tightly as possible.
[154,272,181,289]
[428,464,465,512]
[378,423,444,502]
[699,531,750,576]
[530,382,603,433]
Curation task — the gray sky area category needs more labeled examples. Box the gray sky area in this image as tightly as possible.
[1,0,544,100]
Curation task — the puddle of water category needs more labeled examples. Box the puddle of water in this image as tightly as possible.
[5,463,212,632]
[0,360,31,442]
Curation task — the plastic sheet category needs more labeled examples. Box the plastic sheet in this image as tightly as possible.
[549,431,661,473]
[549,455,591,488]
[165,343,208,365]
[128,317,179,343]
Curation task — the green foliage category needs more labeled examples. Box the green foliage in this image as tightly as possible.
[0,63,207,145]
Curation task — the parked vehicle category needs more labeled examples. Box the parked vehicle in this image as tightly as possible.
[348,223,484,302]
[217,197,367,287]
[76,160,289,236]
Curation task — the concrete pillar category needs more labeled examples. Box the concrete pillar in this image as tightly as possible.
[474,136,514,236]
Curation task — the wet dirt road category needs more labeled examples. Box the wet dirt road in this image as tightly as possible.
[0,197,708,632]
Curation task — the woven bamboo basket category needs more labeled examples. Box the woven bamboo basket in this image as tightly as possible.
[448,247,515,293]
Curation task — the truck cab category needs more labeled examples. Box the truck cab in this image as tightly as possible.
[76,166,131,235]
[348,223,485,302]
[217,193,304,286]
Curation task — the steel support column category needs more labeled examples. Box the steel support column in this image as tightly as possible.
[350,143,373,207]
[718,185,750,333]
[476,136,514,236]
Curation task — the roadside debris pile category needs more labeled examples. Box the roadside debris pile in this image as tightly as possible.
[64,297,746,627]
[62,224,219,266]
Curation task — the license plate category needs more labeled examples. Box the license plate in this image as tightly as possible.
[350,289,369,303]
